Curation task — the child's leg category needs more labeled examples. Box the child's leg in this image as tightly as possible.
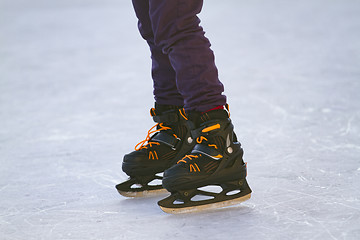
[132,0,184,106]
[148,0,226,112]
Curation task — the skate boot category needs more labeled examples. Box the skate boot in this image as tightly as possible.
[158,106,252,213]
[116,104,195,197]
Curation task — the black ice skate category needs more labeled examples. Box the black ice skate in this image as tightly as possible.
[158,107,252,213]
[116,104,195,197]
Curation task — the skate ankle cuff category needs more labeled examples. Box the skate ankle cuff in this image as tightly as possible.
[154,103,183,113]
[190,119,231,139]
[152,108,188,125]
[152,112,179,124]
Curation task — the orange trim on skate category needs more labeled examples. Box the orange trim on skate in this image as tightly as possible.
[208,144,218,149]
[149,151,158,160]
[154,151,158,160]
[225,104,230,117]
[212,154,223,159]
[189,163,200,172]
[196,136,208,144]
[194,163,200,172]
[179,108,188,120]
[202,124,220,133]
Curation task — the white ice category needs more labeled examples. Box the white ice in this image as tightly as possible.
[1,0,360,239]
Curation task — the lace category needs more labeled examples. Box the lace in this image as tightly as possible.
[176,136,210,164]
[177,154,200,164]
[177,135,223,164]
[134,123,171,150]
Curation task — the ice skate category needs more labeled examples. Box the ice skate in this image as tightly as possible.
[116,104,195,197]
[158,107,252,213]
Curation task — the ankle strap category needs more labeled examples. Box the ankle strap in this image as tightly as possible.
[189,119,232,139]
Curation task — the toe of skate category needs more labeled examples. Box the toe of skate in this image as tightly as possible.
[116,175,166,197]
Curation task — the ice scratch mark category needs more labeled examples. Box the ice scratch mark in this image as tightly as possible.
[333,202,360,212]
[0,184,9,193]
[283,188,360,212]
[298,176,308,182]
[310,143,360,152]
[24,218,35,226]
[316,219,338,240]
[262,196,308,210]
[254,95,289,120]
[339,116,355,136]
[281,188,326,201]
[37,202,67,213]
[269,197,339,240]
[48,217,73,236]
[60,210,98,214]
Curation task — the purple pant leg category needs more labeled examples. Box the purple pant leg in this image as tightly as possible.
[148,0,226,112]
[132,0,184,107]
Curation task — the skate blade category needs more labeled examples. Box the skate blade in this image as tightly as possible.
[117,188,168,198]
[159,193,251,214]
[116,175,165,198]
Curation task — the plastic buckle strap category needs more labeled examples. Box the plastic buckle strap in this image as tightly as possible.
[172,137,181,150]
[190,123,216,139]
[190,128,202,139]
[191,144,222,160]
[151,132,181,150]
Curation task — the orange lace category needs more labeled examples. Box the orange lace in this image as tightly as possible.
[177,155,201,172]
[196,136,207,144]
[177,136,210,164]
[177,154,200,164]
[177,134,223,164]
[176,135,209,164]
[134,123,171,150]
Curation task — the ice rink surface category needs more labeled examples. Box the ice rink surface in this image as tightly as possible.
[1,0,360,239]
